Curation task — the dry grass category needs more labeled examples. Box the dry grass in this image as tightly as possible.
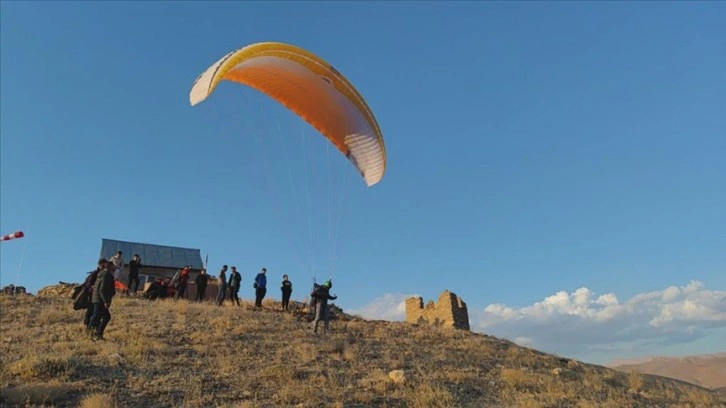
[0,292,723,407]
[79,393,117,408]
[0,380,69,406]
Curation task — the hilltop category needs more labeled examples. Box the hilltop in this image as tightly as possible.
[0,286,723,408]
[609,353,726,391]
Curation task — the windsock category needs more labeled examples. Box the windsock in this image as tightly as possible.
[0,231,24,242]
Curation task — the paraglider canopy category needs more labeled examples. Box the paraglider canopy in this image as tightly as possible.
[189,41,387,187]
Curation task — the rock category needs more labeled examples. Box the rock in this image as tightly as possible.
[36,282,78,298]
[1,285,29,296]
[552,368,562,376]
[389,369,406,384]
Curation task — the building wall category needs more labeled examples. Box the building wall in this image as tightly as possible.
[405,290,470,330]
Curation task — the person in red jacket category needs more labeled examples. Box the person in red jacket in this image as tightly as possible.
[174,266,191,299]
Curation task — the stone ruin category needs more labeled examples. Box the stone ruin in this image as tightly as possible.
[405,290,470,330]
[1,284,28,296]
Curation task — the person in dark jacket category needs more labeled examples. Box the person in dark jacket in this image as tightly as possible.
[195,268,209,301]
[128,254,142,294]
[89,261,117,340]
[82,258,106,328]
[280,274,293,311]
[216,265,228,306]
[253,268,267,308]
[311,280,337,335]
[228,266,241,306]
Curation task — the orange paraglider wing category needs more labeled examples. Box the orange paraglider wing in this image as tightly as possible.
[189,42,386,187]
[114,280,129,291]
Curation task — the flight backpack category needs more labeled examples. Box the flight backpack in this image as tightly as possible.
[309,283,322,307]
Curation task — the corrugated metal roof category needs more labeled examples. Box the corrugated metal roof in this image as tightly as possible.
[99,238,204,270]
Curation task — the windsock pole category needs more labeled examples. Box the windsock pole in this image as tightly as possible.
[0,231,29,288]
[14,237,27,287]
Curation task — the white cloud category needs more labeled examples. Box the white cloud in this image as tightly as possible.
[475,281,726,359]
[344,281,725,363]
[347,293,419,321]
[513,336,535,347]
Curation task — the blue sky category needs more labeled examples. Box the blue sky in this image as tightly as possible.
[1,2,724,364]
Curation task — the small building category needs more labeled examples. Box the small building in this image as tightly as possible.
[99,238,213,299]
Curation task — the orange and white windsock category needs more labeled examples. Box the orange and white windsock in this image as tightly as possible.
[0,231,24,242]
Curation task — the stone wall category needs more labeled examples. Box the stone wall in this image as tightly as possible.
[405,290,470,330]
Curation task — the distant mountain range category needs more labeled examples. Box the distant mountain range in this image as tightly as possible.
[608,352,726,390]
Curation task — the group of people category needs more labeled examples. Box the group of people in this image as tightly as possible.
[108,251,142,294]
[77,253,340,340]
[202,265,277,308]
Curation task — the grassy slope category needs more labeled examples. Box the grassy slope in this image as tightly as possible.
[0,292,722,408]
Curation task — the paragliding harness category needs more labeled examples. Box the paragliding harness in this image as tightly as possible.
[309,283,323,308]
[72,270,97,310]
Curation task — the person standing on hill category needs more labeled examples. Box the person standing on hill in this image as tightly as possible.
[280,274,293,311]
[81,258,106,328]
[311,280,337,335]
[174,266,191,300]
[195,268,209,301]
[128,254,142,295]
[216,265,228,306]
[89,261,117,340]
[109,251,124,280]
[253,267,267,308]
[228,266,242,306]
